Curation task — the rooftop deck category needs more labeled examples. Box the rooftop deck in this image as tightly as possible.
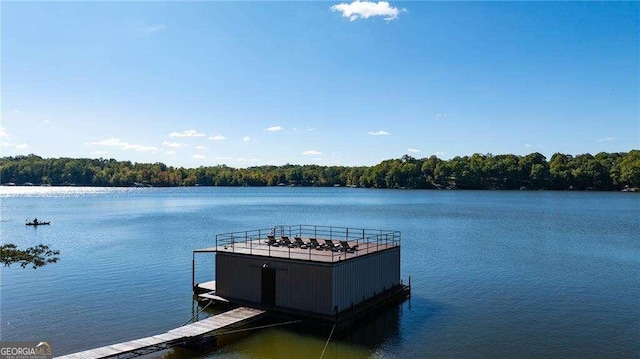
[194,225,400,263]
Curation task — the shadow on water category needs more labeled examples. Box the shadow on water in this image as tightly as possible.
[164,295,445,359]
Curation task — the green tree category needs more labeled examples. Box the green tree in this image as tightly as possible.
[519,152,549,189]
[549,153,573,189]
[613,150,640,188]
[1,243,60,269]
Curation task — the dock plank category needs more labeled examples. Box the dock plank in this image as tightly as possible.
[197,280,216,292]
[198,293,229,302]
[167,326,207,337]
[185,321,220,330]
[86,348,121,357]
[151,333,184,342]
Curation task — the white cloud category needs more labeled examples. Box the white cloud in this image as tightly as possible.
[331,1,406,22]
[302,150,322,156]
[88,138,124,146]
[193,154,206,159]
[168,130,205,138]
[243,136,252,142]
[237,158,259,163]
[209,134,226,140]
[525,143,543,149]
[433,151,447,157]
[143,25,163,33]
[435,112,448,119]
[0,127,8,137]
[368,130,390,136]
[196,146,207,150]
[1,141,30,149]
[165,150,176,155]
[293,127,314,132]
[216,156,233,161]
[87,138,160,152]
[134,21,164,34]
[162,140,186,148]
[596,137,616,142]
[91,150,109,155]
[266,126,283,132]
[407,148,420,153]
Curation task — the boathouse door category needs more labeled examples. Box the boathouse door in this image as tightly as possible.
[261,267,276,306]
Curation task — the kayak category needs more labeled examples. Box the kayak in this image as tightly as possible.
[26,222,50,226]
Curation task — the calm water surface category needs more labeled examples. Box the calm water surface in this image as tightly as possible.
[1,187,638,358]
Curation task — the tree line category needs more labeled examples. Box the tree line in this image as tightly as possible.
[1,151,638,191]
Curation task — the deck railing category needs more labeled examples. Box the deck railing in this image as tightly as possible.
[213,225,400,262]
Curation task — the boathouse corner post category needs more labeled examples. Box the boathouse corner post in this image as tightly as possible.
[192,251,195,289]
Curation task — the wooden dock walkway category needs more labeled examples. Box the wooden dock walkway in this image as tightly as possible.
[55,307,265,359]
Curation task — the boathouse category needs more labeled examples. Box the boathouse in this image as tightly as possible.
[193,225,408,321]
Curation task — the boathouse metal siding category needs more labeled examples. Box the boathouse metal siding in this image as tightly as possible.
[215,247,400,316]
[274,259,334,314]
[216,253,261,303]
[216,252,335,315]
[333,246,401,312]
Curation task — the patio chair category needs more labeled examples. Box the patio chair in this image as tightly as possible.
[324,239,341,252]
[294,236,309,249]
[280,236,297,248]
[340,240,358,253]
[309,238,325,250]
[266,235,279,246]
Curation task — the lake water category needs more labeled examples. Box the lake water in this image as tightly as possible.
[1,187,638,358]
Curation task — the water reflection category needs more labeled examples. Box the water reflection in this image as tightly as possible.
[165,297,428,359]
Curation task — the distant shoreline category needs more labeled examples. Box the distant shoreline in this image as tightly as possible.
[1,151,639,191]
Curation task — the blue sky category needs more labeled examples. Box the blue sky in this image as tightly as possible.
[1,1,638,168]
